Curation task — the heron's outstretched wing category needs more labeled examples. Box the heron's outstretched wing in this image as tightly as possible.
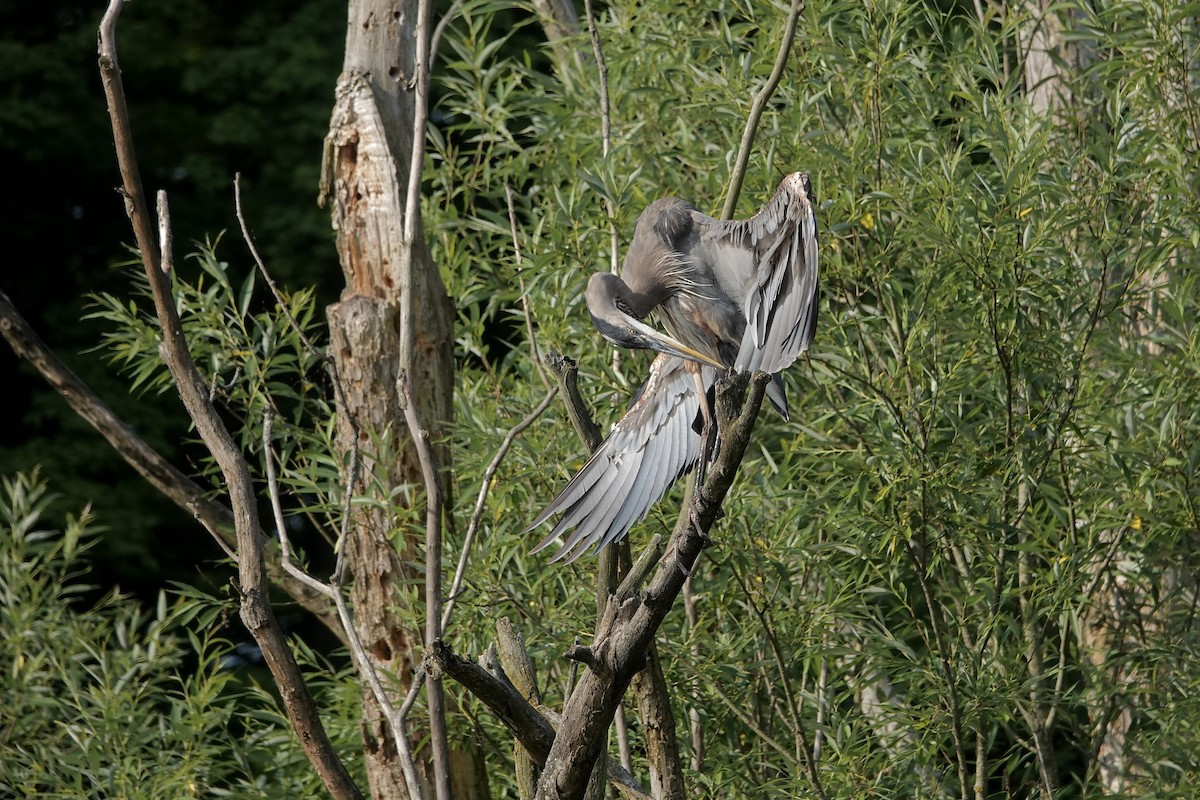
[690,171,820,377]
[528,356,710,563]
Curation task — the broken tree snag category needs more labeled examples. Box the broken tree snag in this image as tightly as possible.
[546,353,603,452]
[630,642,686,800]
[496,618,544,797]
[322,1,456,796]
[534,371,770,800]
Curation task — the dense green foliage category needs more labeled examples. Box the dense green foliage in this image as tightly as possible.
[4,0,1199,796]
[425,0,1200,795]
[0,472,364,798]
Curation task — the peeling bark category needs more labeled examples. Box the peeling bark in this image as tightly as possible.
[322,0,455,796]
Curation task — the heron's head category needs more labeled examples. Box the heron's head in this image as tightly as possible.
[585,273,723,368]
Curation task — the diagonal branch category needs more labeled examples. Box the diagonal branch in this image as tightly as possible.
[722,0,804,220]
[442,386,559,632]
[0,263,347,642]
[97,4,361,798]
[534,370,771,800]
[428,640,650,800]
[581,0,618,279]
[544,351,685,796]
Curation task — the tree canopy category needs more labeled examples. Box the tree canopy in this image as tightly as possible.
[2,0,1198,797]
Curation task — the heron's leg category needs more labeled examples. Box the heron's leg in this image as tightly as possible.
[692,369,716,488]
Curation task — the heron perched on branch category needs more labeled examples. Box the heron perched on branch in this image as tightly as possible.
[529,172,819,563]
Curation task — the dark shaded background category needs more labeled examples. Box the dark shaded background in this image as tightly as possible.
[1,0,344,601]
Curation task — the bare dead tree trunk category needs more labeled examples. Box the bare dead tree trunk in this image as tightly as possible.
[1018,0,1068,114]
[319,0,457,796]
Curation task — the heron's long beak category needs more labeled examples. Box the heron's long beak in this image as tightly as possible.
[628,318,725,369]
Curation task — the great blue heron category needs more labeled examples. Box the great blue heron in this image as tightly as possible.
[529,172,819,562]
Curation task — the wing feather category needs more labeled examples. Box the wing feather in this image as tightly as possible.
[528,356,706,563]
[691,171,820,377]
[530,172,818,562]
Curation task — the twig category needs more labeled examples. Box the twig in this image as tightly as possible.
[722,0,804,220]
[263,408,425,797]
[235,174,320,356]
[399,0,434,342]
[267,410,398,774]
[398,372,452,800]
[683,577,705,771]
[505,183,552,390]
[730,558,828,800]
[429,0,465,69]
[156,191,172,274]
[712,678,805,769]
[234,172,366,511]
[392,0,450,790]
[581,0,623,376]
[905,537,969,800]
[442,386,559,631]
[263,410,337,600]
[97,3,361,797]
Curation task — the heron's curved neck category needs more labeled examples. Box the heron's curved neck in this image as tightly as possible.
[619,283,667,316]
[616,275,669,318]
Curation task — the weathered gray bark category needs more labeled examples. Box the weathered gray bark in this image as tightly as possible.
[1019,0,1068,114]
[320,0,457,796]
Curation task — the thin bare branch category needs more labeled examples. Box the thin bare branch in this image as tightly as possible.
[235,174,320,356]
[0,292,257,571]
[429,0,465,67]
[905,537,969,800]
[398,371,452,800]
[156,191,173,274]
[442,386,559,631]
[263,408,425,797]
[709,682,801,770]
[399,0,434,346]
[730,558,828,800]
[263,410,337,600]
[97,3,361,796]
[722,0,804,220]
[683,577,705,771]
[506,183,552,390]
[580,0,623,378]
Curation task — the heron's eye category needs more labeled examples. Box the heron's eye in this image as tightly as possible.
[628,328,637,337]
